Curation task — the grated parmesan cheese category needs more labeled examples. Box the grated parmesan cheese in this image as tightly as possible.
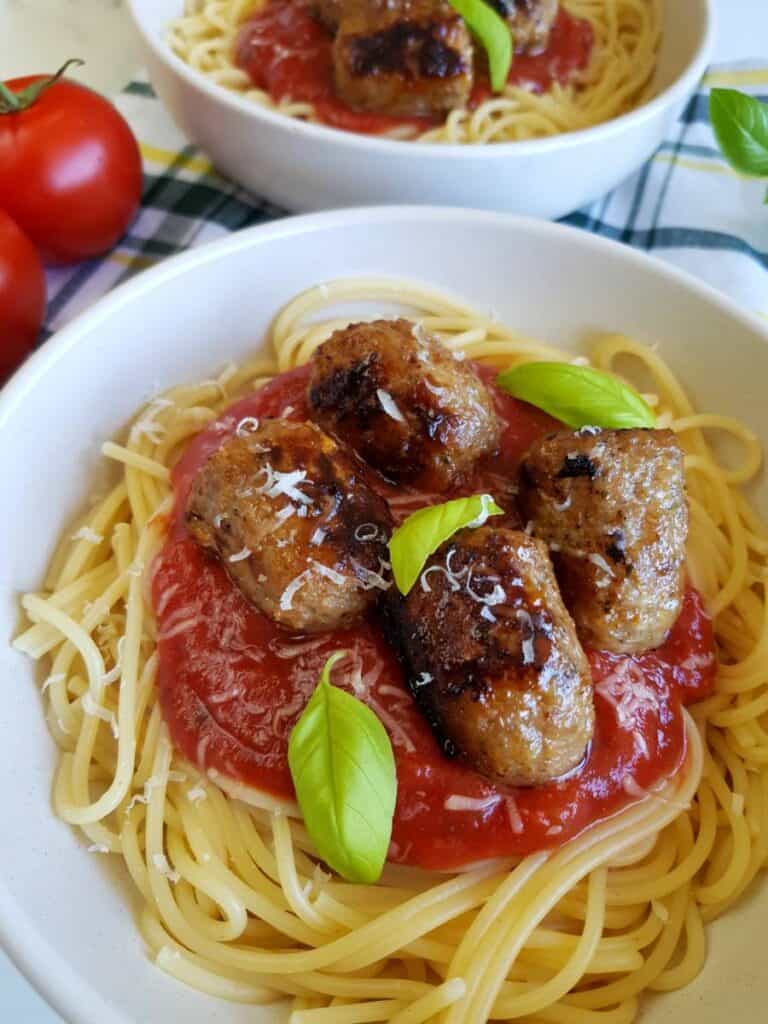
[445,794,501,813]
[466,494,499,530]
[82,692,115,734]
[187,787,207,804]
[354,523,380,543]
[276,504,296,525]
[271,636,329,659]
[229,547,251,563]
[311,561,347,585]
[412,322,429,346]
[155,583,181,618]
[522,637,535,666]
[353,558,392,591]
[505,795,524,834]
[130,414,165,445]
[680,652,715,671]
[236,416,260,437]
[152,853,181,884]
[256,466,313,505]
[466,570,506,610]
[72,527,103,545]
[596,662,659,728]
[280,570,311,611]
[376,389,406,423]
[421,547,468,593]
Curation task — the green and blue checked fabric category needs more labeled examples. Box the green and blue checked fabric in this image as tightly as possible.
[42,62,768,339]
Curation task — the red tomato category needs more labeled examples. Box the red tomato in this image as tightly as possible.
[0,73,142,265]
[0,209,46,380]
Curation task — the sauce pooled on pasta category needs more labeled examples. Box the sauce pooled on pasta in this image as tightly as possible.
[234,1,594,136]
[153,363,716,871]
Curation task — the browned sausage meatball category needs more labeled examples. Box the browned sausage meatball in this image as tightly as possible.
[186,420,392,633]
[489,0,558,54]
[519,428,688,654]
[383,527,595,786]
[332,0,473,118]
[308,318,500,492]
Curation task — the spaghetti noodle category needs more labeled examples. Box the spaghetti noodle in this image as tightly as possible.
[168,0,663,143]
[16,278,768,1023]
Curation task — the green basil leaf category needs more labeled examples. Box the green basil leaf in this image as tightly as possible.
[446,0,513,93]
[389,493,504,595]
[288,652,397,884]
[497,362,655,430]
[710,88,768,177]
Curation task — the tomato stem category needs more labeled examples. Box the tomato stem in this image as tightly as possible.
[0,80,21,112]
[0,58,84,115]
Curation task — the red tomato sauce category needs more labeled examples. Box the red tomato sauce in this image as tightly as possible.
[234,1,594,138]
[153,362,717,870]
[234,0,433,135]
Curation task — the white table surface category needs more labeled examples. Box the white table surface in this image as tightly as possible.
[1,0,766,1020]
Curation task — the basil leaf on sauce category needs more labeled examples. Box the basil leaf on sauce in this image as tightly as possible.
[710,88,768,178]
[447,0,513,93]
[496,362,656,430]
[288,652,397,884]
[389,494,504,596]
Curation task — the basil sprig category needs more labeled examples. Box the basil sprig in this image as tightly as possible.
[288,652,397,884]
[447,0,513,93]
[389,493,503,595]
[710,88,768,201]
[497,362,655,430]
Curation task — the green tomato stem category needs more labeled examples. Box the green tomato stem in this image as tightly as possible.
[0,80,21,112]
[0,58,84,115]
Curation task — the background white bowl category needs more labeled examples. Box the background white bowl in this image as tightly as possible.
[2,208,767,1024]
[127,0,714,218]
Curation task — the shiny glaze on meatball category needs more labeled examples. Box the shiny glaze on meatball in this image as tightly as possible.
[186,420,392,633]
[519,428,688,654]
[332,0,473,117]
[383,526,595,786]
[308,318,500,492]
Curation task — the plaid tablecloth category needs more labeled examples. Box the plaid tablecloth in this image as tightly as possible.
[42,62,768,339]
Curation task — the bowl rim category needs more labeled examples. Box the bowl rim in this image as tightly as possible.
[3,205,768,1024]
[126,0,716,159]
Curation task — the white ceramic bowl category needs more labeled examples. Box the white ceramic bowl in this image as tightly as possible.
[126,0,715,218]
[2,208,767,1024]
